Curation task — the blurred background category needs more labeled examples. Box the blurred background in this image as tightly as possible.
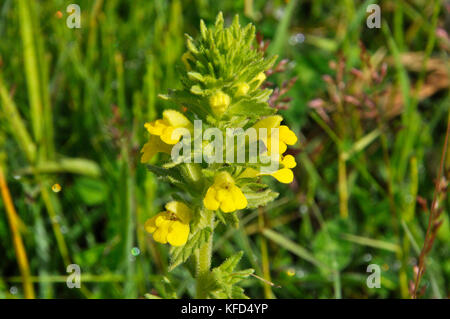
[0,0,449,299]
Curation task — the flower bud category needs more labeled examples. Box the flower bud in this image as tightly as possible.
[209,91,231,116]
[235,82,250,97]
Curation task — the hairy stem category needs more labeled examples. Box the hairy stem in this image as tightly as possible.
[196,210,214,299]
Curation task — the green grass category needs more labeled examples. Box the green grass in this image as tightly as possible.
[0,0,448,299]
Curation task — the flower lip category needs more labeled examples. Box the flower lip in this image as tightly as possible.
[203,171,248,213]
[144,201,192,247]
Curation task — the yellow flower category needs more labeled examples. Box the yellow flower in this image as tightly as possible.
[239,154,297,184]
[203,171,247,213]
[252,115,297,154]
[209,91,231,116]
[141,135,173,163]
[140,110,192,163]
[144,201,192,247]
[270,154,297,183]
[235,82,250,97]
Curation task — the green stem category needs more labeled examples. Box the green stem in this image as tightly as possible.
[196,210,214,299]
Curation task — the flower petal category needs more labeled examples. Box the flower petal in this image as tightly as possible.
[163,110,192,128]
[167,221,190,246]
[279,125,298,145]
[271,168,294,184]
[165,201,192,223]
[144,215,159,234]
[281,155,297,169]
[231,185,247,210]
[220,197,236,213]
[203,187,220,211]
[152,219,173,244]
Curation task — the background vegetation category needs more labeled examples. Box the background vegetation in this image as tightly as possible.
[0,0,449,298]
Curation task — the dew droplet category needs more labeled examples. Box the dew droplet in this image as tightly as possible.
[131,247,140,257]
[289,33,305,46]
[286,268,296,277]
[52,184,62,193]
[9,286,18,295]
[300,205,308,214]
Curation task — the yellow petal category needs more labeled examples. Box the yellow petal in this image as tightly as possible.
[165,201,192,223]
[140,141,156,163]
[152,219,173,244]
[279,125,298,145]
[230,185,247,210]
[160,126,180,145]
[271,168,294,184]
[154,214,169,227]
[216,188,229,202]
[252,115,282,132]
[266,137,287,154]
[144,215,159,234]
[163,109,191,128]
[145,119,166,136]
[203,187,220,211]
[281,155,297,169]
[140,135,173,163]
[278,141,287,154]
[167,221,190,246]
[220,197,236,213]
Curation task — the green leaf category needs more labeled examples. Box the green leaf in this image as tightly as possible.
[208,251,254,298]
[217,251,243,273]
[243,188,279,209]
[312,218,354,272]
[262,229,324,268]
[226,99,276,118]
[74,177,108,206]
[215,211,239,228]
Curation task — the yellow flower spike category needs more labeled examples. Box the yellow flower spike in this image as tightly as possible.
[235,82,250,97]
[203,171,247,213]
[140,110,193,163]
[209,91,231,116]
[144,201,192,247]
